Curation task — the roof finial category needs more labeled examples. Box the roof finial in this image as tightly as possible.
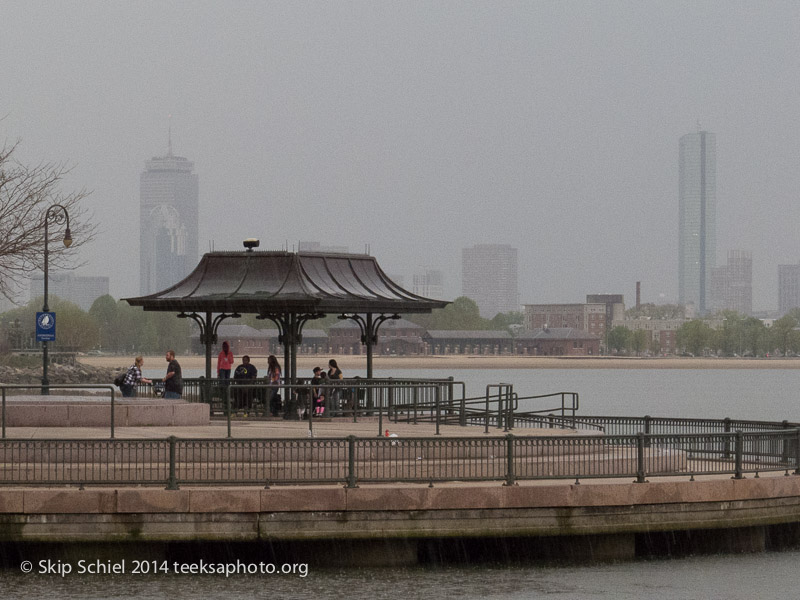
[167,114,173,157]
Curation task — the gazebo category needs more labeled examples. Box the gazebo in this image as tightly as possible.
[124,248,449,382]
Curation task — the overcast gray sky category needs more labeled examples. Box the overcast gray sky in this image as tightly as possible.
[2,1,800,312]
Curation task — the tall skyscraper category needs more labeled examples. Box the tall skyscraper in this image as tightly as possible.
[139,137,199,295]
[678,129,716,315]
[412,269,445,300]
[778,263,800,316]
[709,250,752,315]
[462,244,519,318]
[30,273,110,312]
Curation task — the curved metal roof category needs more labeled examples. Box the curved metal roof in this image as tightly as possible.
[124,251,449,314]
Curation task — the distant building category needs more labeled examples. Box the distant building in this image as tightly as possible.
[29,273,109,312]
[462,244,519,318]
[514,328,601,356]
[422,330,514,355]
[679,129,716,314]
[523,298,623,341]
[778,263,800,316]
[585,294,626,331]
[709,250,752,315]
[412,269,445,300]
[328,318,425,355]
[139,138,199,295]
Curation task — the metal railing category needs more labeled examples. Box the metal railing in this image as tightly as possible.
[1,428,798,488]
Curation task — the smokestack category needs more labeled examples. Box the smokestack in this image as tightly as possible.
[636,281,641,309]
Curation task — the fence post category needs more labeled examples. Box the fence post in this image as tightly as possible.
[635,432,647,483]
[503,434,516,486]
[723,417,732,459]
[435,385,441,436]
[795,429,800,475]
[345,435,358,488]
[387,382,394,423]
[733,430,744,480]
[166,436,179,490]
[643,415,651,448]
[1,387,5,439]
[226,386,232,439]
[110,387,115,439]
[781,420,791,464]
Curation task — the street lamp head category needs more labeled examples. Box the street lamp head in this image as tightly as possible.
[63,227,73,248]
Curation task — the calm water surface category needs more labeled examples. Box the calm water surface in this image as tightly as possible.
[147,366,800,422]
[3,552,799,599]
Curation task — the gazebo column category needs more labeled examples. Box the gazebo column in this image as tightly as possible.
[338,313,400,379]
[258,312,321,419]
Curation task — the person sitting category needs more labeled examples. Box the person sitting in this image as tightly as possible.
[311,367,327,416]
[232,355,258,410]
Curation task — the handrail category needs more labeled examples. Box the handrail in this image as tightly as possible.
[1,428,797,488]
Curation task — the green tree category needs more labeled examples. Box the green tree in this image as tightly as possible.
[676,320,714,356]
[607,326,631,354]
[626,303,686,320]
[489,311,523,332]
[629,329,648,355]
[768,315,798,356]
[408,297,490,330]
[89,294,119,351]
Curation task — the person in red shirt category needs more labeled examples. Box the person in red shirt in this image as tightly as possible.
[217,341,234,380]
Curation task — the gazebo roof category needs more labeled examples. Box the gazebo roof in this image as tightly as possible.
[124,251,449,315]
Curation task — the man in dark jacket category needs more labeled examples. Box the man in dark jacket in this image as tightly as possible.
[233,355,258,409]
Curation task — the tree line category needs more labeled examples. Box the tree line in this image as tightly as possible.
[1,295,522,355]
[1,295,189,354]
[607,309,800,357]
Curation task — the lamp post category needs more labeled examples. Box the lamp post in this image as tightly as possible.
[41,204,72,395]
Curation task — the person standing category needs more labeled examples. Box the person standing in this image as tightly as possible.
[327,358,343,414]
[121,356,152,398]
[267,354,282,416]
[164,350,183,399]
[217,341,234,380]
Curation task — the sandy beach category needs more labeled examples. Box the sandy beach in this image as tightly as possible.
[78,354,800,371]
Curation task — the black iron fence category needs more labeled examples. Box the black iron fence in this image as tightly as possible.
[1,428,798,488]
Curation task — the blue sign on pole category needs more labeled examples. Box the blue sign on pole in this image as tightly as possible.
[36,312,56,342]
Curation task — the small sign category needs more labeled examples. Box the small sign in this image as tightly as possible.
[36,312,56,342]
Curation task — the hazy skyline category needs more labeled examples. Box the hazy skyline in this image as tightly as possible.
[3,2,800,312]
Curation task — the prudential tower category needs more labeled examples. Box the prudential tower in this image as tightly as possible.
[678,129,716,315]
[139,133,199,295]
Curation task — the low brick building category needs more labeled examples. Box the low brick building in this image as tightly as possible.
[327,318,426,355]
[514,327,601,356]
[423,330,514,355]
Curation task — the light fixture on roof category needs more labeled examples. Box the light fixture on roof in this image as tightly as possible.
[243,238,260,251]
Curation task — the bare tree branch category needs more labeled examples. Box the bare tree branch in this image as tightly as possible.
[0,140,97,302]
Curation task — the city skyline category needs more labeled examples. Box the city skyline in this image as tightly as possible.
[3,4,800,313]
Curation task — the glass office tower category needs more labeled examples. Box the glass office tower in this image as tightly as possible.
[679,130,716,315]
